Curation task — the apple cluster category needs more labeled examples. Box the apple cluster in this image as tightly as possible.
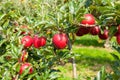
[19,32,68,75]
[21,33,68,49]
[76,14,120,44]
[21,35,46,48]
[18,35,46,75]
[18,13,120,75]
[18,49,33,75]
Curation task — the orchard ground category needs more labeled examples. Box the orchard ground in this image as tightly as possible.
[57,34,118,80]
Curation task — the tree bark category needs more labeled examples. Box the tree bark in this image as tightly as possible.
[72,56,77,79]
[104,36,112,48]
[67,33,77,79]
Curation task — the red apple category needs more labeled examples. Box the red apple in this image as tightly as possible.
[19,63,33,75]
[20,50,28,62]
[114,25,120,36]
[33,35,41,48]
[33,35,46,48]
[90,26,100,35]
[117,25,120,33]
[21,36,33,47]
[114,31,119,36]
[52,33,68,49]
[81,14,95,25]
[39,36,46,46]
[98,29,109,40]
[76,27,90,36]
[116,34,120,45]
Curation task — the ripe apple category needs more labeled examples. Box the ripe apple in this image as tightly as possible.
[114,25,120,36]
[20,50,28,62]
[114,31,119,36]
[98,29,109,40]
[33,35,46,48]
[90,26,100,35]
[76,27,90,36]
[81,14,95,25]
[21,36,33,47]
[39,36,46,46]
[116,34,120,45]
[19,63,33,75]
[52,33,68,49]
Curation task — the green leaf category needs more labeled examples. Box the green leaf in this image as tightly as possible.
[94,66,107,80]
[2,19,9,29]
[27,73,37,80]
[0,14,6,21]
[49,72,60,79]
[35,74,41,80]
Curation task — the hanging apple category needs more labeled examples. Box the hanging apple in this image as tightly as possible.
[19,63,33,75]
[114,25,120,36]
[98,29,109,40]
[52,33,68,49]
[90,26,100,35]
[21,35,33,47]
[76,27,90,36]
[20,50,28,62]
[33,35,46,48]
[81,14,95,25]
[116,34,120,45]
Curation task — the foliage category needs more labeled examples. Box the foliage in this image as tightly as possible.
[0,0,86,79]
[1,0,120,79]
[94,43,120,80]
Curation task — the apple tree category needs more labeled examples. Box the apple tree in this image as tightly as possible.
[0,0,86,79]
[85,0,120,48]
[0,0,120,80]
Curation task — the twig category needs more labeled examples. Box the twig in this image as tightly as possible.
[72,56,77,79]
[78,23,97,27]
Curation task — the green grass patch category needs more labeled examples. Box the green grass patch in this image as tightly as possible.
[74,34,104,47]
[58,34,119,79]
[73,46,115,62]
[57,46,119,79]
[74,34,116,47]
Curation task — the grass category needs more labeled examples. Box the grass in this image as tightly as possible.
[73,46,115,63]
[74,34,104,47]
[57,34,119,80]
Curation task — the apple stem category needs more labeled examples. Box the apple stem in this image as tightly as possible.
[104,36,112,48]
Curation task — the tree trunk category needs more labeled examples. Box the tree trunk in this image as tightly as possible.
[67,33,77,79]
[72,56,77,79]
[104,36,112,48]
